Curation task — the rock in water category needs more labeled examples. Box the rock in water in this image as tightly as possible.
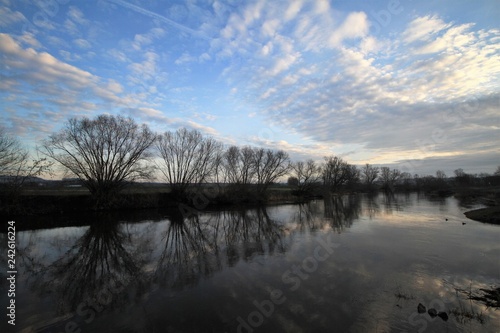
[428,308,438,317]
[417,303,426,313]
[438,312,449,321]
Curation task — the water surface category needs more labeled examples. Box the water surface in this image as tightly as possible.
[1,192,499,333]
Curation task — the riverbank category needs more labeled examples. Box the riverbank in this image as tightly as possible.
[3,184,499,221]
[0,184,305,217]
[464,206,500,224]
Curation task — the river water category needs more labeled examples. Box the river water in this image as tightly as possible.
[1,192,499,333]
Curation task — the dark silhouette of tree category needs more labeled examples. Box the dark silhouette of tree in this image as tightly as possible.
[454,168,472,186]
[436,170,447,179]
[362,163,379,187]
[380,167,401,191]
[0,128,52,212]
[291,159,322,195]
[252,148,290,194]
[322,155,351,192]
[287,176,299,187]
[345,164,360,188]
[156,128,222,196]
[41,115,156,208]
[218,146,289,200]
[220,145,256,185]
[0,127,25,175]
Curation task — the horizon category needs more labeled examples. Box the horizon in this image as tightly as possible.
[1,0,499,177]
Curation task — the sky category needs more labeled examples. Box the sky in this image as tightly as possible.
[0,0,499,177]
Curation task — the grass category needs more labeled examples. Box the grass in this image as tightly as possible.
[450,283,492,325]
[450,307,486,324]
[464,206,500,224]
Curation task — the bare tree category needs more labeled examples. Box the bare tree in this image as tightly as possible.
[41,115,156,207]
[287,176,299,187]
[436,170,447,179]
[322,156,351,192]
[399,172,413,189]
[362,163,379,186]
[291,159,322,195]
[0,127,52,197]
[220,145,256,184]
[454,168,472,186]
[380,167,401,190]
[345,164,360,187]
[0,127,25,175]
[156,128,223,195]
[252,148,290,194]
[495,166,500,176]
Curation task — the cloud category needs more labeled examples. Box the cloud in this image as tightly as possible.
[18,33,41,48]
[73,38,91,49]
[108,48,129,62]
[284,0,303,21]
[107,0,210,40]
[213,7,499,167]
[67,6,88,25]
[329,12,369,47]
[0,33,94,89]
[402,15,450,43]
[131,27,165,51]
[175,52,197,65]
[128,51,159,81]
[0,6,26,27]
[125,107,220,137]
[0,33,130,135]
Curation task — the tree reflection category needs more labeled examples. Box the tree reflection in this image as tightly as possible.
[293,201,324,232]
[154,206,288,287]
[363,192,380,219]
[154,211,221,289]
[323,194,361,232]
[19,215,150,313]
[218,207,287,264]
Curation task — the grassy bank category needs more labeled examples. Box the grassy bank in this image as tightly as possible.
[0,184,304,217]
[464,206,500,224]
[3,184,500,220]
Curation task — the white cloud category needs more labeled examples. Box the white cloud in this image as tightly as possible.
[270,52,300,76]
[0,33,94,88]
[131,27,165,51]
[0,32,128,129]
[128,51,158,79]
[18,33,41,48]
[106,80,123,94]
[67,6,88,25]
[329,12,369,48]
[359,36,382,54]
[73,38,91,49]
[175,52,196,65]
[261,18,280,37]
[0,6,25,27]
[284,0,303,21]
[313,0,330,14]
[108,48,128,62]
[216,10,499,167]
[126,107,220,137]
[402,15,450,43]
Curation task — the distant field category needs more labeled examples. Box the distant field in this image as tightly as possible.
[8,184,173,196]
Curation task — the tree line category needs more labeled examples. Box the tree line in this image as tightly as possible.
[1,114,499,208]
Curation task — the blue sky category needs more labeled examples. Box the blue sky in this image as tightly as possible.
[0,0,499,176]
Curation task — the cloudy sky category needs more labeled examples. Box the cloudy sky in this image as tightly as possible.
[0,0,499,176]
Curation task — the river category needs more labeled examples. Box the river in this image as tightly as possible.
[1,192,499,333]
